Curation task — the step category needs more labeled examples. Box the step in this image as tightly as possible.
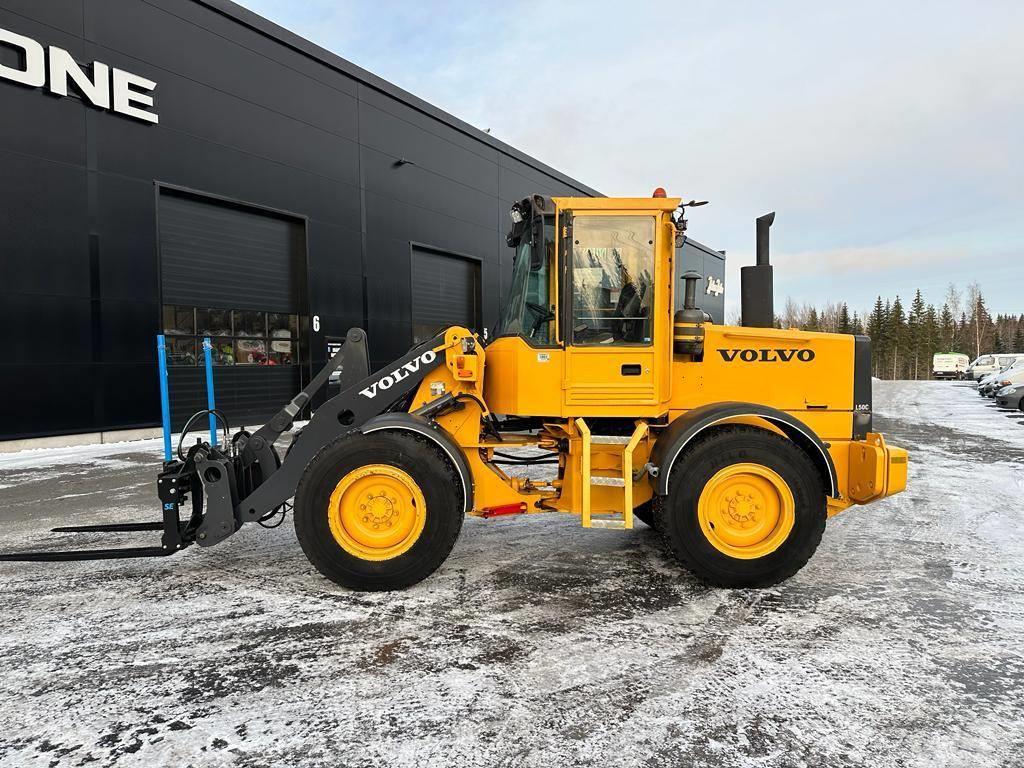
[576,417,648,532]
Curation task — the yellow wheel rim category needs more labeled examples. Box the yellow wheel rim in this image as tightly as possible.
[327,464,426,561]
[697,463,795,560]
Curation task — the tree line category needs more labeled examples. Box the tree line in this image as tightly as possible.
[774,283,1024,380]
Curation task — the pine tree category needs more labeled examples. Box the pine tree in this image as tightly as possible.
[925,304,939,364]
[939,303,955,352]
[866,296,887,377]
[851,312,864,335]
[1014,326,1024,353]
[889,296,906,379]
[837,303,852,334]
[805,307,820,332]
[907,290,926,379]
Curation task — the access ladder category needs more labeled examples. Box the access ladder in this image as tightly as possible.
[576,418,649,529]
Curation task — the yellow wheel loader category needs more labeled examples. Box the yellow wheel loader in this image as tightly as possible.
[1,193,907,591]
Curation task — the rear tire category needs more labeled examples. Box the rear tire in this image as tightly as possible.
[655,426,826,588]
[294,431,464,591]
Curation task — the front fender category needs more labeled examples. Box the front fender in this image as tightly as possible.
[651,402,839,498]
[360,413,474,513]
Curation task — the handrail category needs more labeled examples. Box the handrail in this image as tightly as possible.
[622,422,649,528]
[576,418,592,527]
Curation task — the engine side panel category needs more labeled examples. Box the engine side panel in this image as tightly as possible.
[671,324,857,437]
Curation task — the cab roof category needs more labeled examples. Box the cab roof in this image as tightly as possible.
[551,196,682,212]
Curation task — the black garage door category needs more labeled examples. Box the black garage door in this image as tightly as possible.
[158,188,307,430]
[410,246,481,344]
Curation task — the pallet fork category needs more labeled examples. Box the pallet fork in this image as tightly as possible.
[0,470,202,562]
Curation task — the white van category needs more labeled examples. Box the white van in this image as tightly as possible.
[968,353,1024,380]
[932,353,970,379]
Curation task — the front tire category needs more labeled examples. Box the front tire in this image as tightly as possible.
[294,431,464,591]
[655,426,826,588]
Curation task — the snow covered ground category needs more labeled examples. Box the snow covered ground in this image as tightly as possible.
[0,381,1022,767]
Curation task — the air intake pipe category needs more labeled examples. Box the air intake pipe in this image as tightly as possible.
[741,212,775,328]
[673,271,706,357]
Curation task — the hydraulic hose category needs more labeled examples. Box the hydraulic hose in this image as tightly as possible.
[177,409,231,460]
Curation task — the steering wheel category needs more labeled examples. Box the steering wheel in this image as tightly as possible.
[525,301,555,336]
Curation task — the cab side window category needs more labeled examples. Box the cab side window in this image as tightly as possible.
[570,216,655,345]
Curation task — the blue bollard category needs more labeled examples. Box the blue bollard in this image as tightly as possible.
[156,334,172,462]
[203,337,217,447]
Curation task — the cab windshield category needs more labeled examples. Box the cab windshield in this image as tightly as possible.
[494,217,555,344]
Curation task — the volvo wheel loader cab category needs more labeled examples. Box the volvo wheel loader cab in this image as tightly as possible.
[1,192,908,594]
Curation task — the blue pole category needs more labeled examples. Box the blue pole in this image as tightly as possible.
[156,334,172,462]
[203,337,217,447]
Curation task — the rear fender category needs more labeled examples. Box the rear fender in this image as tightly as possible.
[652,402,839,498]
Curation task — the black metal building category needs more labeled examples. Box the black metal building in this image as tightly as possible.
[0,0,600,441]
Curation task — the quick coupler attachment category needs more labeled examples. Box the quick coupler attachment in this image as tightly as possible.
[188,446,243,547]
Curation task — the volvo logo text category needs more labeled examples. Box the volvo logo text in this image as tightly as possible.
[359,350,437,399]
[718,349,816,362]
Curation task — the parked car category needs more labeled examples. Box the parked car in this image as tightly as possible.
[978,367,1010,395]
[980,363,1024,398]
[933,353,970,379]
[968,353,1024,380]
[977,360,1023,391]
[995,385,1024,410]
[979,376,1007,397]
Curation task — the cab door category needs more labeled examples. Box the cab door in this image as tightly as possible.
[560,211,667,414]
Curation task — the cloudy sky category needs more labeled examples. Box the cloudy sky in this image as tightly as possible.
[239,0,1023,320]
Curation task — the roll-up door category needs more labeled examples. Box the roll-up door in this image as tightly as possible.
[159,191,304,312]
[158,189,306,429]
[410,246,481,344]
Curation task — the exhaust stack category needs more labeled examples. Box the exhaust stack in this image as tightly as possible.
[741,212,775,327]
